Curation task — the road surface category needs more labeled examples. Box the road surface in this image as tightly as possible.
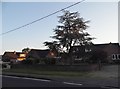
[1,75,111,88]
[2,75,84,87]
[1,65,119,88]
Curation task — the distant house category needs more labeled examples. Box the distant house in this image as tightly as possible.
[26,49,57,60]
[71,42,120,63]
[2,51,27,63]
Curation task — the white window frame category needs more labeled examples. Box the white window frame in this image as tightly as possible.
[117,54,120,60]
[112,54,120,60]
[112,54,116,60]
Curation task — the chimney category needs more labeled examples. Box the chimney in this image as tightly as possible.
[14,51,16,54]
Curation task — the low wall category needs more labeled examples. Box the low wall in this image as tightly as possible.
[11,64,99,71]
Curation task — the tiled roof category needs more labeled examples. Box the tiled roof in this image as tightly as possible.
[3,51,26,59]
[72,43,119,48]
[93,43,119,46]
[3,52,18,59]
[28,49,50,58]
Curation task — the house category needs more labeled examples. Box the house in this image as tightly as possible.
[71,42,120,63]
[26,49,57,60]
[92,43,120,63]
[2,51,27,63]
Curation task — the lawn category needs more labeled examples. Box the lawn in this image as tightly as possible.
[3,64,118,78]
[2,64,92,77]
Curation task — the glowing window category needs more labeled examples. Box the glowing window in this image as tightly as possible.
[20,54,26,57]
[17,58,25,61]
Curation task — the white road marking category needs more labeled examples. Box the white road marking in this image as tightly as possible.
[23,77,50,82]
[2,75,50,82]
[2,75,83,86]
[3,75,21,79]
[63,82,83,86]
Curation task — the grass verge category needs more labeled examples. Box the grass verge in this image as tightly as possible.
[2,67,91,77]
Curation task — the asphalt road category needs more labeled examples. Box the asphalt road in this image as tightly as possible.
[1,75,111,89]
[2,75,84,87]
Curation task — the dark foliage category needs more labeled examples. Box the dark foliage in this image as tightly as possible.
[44,10,94,65]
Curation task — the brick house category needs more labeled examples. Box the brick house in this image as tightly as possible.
[2,51,27,63]
[71,42,120,63]
[92,43,120,63]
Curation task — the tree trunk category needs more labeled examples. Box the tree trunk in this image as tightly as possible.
[69,41,73,65]
[98,60,102,70]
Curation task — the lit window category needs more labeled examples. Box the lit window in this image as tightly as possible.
[17,58,25,61]
[20,54,26,57]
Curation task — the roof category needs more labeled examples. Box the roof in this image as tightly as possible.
[3,52,18,59]
[28,49,50,58]
[72,43,119,48]
[93,43,119,47]
[71,43,120,53]
[92,43,119,49]
[2,51,26,59]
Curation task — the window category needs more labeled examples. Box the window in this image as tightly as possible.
[112,54,120,60]
[85,49,88,52]
[112,54,116,60]
[117,54,120,60]
[20,54,26,57]
[116,55,118,60]
[119,54,120,59]
[85,49,91,52]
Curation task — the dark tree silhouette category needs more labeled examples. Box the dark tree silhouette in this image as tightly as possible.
[44,41,60,56]
[22,47,30,53]
[44,10,94,65]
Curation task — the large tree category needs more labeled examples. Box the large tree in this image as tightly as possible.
[44,10,94,64]
[44,41,60,55]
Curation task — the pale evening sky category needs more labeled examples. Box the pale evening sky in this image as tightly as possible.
[1,1,118,54]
